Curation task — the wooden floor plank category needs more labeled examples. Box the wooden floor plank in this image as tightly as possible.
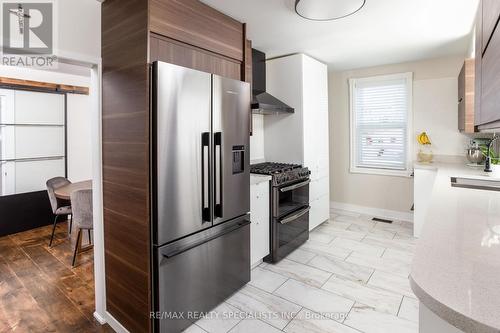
[0,225,113,332]
[0,241,60,332]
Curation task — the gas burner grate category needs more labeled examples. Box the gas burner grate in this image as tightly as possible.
[250,162,302,175]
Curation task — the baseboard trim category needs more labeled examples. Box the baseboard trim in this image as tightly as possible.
[251,259,263,269]
[330,201,413,223]
[105,311,130,333]
[93,311,107,325]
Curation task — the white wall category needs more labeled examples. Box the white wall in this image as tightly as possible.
[330,56,470,214]
[413,77,468,156]
[0,65,90,86]
[67,94,92,182]
[0,0,101,63]
[57,0,101,62]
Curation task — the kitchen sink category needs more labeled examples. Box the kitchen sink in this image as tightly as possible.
[450,177,500,192]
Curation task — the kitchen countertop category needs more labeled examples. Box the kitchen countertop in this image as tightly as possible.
[250,174,272,186]
[410,161,500,333]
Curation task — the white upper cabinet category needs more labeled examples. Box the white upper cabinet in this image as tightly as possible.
[265,54,330,231]
[14,90,65,125]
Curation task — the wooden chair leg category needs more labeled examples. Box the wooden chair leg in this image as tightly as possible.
[87,229,92,245]
[49,215,59,247]
[72,229,82,267]
[68,215,73,237]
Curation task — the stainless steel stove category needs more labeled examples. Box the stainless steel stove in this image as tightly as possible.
[250,162,310,263]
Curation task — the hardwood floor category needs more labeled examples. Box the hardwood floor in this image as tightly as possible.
[0,221,114,332]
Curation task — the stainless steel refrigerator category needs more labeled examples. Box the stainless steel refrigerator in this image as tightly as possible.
[151,61,251,333]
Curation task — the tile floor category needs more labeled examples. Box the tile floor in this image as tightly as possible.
[184,209,418,333]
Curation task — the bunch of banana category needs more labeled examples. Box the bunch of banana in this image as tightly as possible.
[417,132,431,145]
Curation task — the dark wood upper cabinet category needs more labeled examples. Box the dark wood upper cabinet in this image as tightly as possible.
[481,0,500,55]
[475,0,500,129]
[150,34,241,80]
[149,0,244,61]
[480,22,500,125]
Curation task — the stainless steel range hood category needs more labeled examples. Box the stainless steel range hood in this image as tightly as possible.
[251,49,294,114]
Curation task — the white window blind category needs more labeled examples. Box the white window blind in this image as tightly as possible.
[350,73,412,176]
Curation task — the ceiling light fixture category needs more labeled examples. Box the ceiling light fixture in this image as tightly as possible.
[295,0,366,21]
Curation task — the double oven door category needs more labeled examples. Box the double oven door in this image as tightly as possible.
[267,178,310,263]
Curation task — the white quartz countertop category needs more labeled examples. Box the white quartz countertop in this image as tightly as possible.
[410,162,500,333]
[250,174,271,186]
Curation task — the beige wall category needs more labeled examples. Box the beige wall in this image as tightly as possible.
[329,56,468,213]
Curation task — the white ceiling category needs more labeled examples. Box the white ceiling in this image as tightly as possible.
[201,0,480,70]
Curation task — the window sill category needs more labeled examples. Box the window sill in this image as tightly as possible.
[349,167,412,178]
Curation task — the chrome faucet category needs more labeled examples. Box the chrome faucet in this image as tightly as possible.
[484,134,500,172]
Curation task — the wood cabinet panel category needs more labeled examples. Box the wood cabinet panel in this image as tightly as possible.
[244,39,253,135]
[464,60,475,132]
[481,24,500,125]
[475,2,483,125]
[150,34,241,80]
[458,64,465,131]
[149,0,244,61]
[244,39,252,85]
[102,0,151,332]
[482,0,500,54]
[458,60,475,133]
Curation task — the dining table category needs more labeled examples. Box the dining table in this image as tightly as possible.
[54,180,92,200]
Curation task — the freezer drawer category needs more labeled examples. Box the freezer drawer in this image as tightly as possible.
[155,216,250,333]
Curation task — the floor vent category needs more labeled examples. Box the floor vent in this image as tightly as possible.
[372,217,393,224]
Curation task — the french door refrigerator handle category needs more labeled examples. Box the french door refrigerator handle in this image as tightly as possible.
[201,132,210,222]
[161,219,250,259]
[214,132,223,218]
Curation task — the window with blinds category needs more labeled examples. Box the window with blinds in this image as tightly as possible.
[349,73,413,176]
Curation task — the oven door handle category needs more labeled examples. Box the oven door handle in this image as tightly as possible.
[279,206,310,225]
[280,179,310,192]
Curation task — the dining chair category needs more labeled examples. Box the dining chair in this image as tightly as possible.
[46,177,72,247]
[70,189,93,267]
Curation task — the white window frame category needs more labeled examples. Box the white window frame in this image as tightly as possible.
[349,72,413,177]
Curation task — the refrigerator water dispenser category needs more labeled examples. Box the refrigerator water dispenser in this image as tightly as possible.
[232,145,245,174]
